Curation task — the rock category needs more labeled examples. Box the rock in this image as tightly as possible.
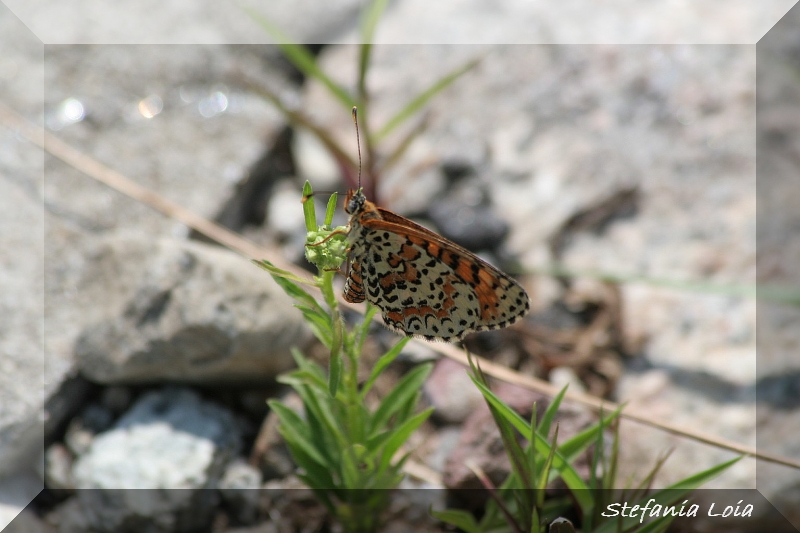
[423,358,484,424]
[0,471,43,531]
[549,367,587,395]
[614,367,756,487]
[4,508,58,533]
[73,387,242,488]
[260,477,327,533]
[98,386,134,417]
[219,459,263,525]
[74,235,307,384]
[0,31,299,523]
[50,490,221,533]
[0,7,46,488]
[66,387,242,532]
[426,177,510,253]
[225,523,279,533]
[44,443,75,491]
[63,403,114,457]
[423,426,462,474]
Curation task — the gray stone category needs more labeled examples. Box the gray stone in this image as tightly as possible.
[0,471,43,531]
[1,32,300,525]
[36,39,295,408]
[219,459,263,525]
[368,0,781,44]
[44,443,75,491]
[61,403,115,460]
[73,387,242,489]
[69,387,241,532]
[423,358,484,424]
[4,508,57,533]
[74,235,306,384]
[4,0,365,45]
[0,6,46,523]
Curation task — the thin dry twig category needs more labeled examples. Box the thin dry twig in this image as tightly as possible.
[4,102,798,472]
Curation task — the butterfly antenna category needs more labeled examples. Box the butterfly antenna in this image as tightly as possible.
[352,106,362,191]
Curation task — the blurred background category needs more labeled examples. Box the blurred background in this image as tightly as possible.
[1,1,799,532]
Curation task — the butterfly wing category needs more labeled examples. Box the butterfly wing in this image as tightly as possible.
[342,253,366,303]
[352,215,530,341]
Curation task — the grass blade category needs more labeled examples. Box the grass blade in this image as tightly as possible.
[241,6,356,108]
[368,363,432,436]
[538,385,568,438]
[376,407,434,470]
[592,456,743,533]
[360,336,410,399]
[268,400,328,467]
[430,509,482,533]
[253,259,318,288]
[374,56,482,141]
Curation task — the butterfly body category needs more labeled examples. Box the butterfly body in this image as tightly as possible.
[342,188,530,342]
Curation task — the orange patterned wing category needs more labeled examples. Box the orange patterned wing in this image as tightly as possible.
[346,210,530,342]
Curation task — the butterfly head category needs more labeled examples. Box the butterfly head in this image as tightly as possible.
[345,188,366,215]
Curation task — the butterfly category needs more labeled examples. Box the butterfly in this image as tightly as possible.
[341,187,530,342]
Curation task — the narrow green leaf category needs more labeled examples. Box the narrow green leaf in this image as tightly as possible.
[241,6,356,108]
[280,370,328,392]
[294,303,332,329]
[592,456,742,533]
[360,336,410,399]
[296,383,347,451]
[328,314,343,396]
[393,387,418,426]
[341,443,371,489]
[538,425,558,492]
[283,436,335,488]
[606,422,620,492]
[664,455,743,490]
[324,191,339,227]
[302,181,316,231]
[636,515,675,533]
[381,113,428,173]
[556,408,622,463]
[527,405,538,491]
[368,363,433,436]
[355,304,380,355]
[470,376,531,435]
[374,56,482,141]
[430,509,482,533]
[538,385,568,438]
[358,44,372,102]
[296,304,333,348]
[470,378,592,509]
[328,346,342,397]
[530,507,541,533]
[268,401,328,467]
[286,348,329,386]
[252,259,318,288]
[357,0,390,98]
[377,407,433,470]
[296,476,337,514]
[488,398,532,490]
[359,0,390,46]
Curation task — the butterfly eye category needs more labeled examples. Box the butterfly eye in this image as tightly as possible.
[345,190,364,215]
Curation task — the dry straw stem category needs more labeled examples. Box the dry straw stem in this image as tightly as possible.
[4,102,797,472]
